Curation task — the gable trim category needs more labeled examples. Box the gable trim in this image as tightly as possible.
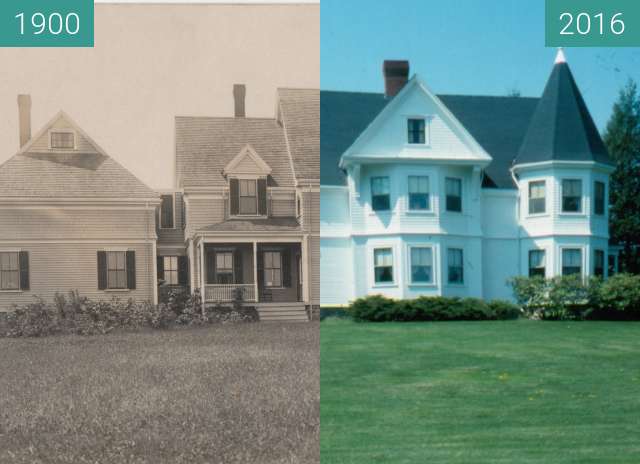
[223,144,272,176]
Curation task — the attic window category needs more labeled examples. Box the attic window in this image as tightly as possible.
[50,131,75,149]
[407,118,426,144]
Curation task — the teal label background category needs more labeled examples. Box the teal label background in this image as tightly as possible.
[546,0,640,47]
[0,0,93,47]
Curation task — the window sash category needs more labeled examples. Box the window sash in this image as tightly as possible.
[407,119,426,144]
[163,256,179,285]
[50,132,74,149]
[447,249,464,284]
[562,249,582,276]
[0,252,19,290]
[594,250,605,277]
[371,177,390,211]
[408,176,430,210]
[445,178,462,212]
[528,250,546,277]
[410,247,433,283]
[562,180,582,212]
[238,180,258,215]
[528,181,546,214]
[374,248,394,283]
[107,251,127,289]
[594,182,605,215]
[264,251,282,287]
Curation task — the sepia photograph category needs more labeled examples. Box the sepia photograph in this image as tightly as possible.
[0,1,319,463]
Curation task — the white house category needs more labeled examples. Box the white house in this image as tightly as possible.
[320,50,617,306]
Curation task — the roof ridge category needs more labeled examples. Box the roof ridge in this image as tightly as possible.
[175,115,277,121]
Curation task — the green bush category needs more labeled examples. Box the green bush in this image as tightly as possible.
[350,295,520,322]
[510,273,640,320]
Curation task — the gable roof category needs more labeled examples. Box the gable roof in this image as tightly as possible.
[320,90,539,188]
[223,144,272,176]
[515,60,612,166]
[176,117,294,189]
[0,112,157,199]
[278,88,319,182]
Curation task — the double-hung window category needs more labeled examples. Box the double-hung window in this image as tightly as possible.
[163,256,179,285]
[562,249,582,276]
[594,181,605,216]
[107,251,127,289]
[264,251,282,288]
[215,252,234,284]
[0,252,20,290]
[371,177,390,211]
[528,250,546,277]
[373,248,393,284]
[239,179,258,215]
[608,255,617,276]
[562,179,582,213]
[528,181,546,215]
[410,247,433,284]
[407,118,426,144]
[447,248,464,284]
[445,178,462,212]
[408,176,430,210]
[594,250,605,277]
[50,131,75,149]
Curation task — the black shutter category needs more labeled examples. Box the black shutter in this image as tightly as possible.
[19,251,29,291]
[97,251,107,290]
[234,248,243,284]
[257,250,264,290]
[257,178,268,216]
[179,194,186,229]
[157,256,164,281]
[206,251,216,284]
[126,251,136,290]
[178,256,189,286]
[282,249,291,288]
[160,195,174,228]
[230,179,239,216]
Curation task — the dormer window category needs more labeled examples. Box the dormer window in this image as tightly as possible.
[407,118,426,144]
[50,131,75,149]
[239,179,258,215]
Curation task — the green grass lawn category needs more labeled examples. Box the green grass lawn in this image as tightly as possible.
[321,319,640,464]
[0,323,319,464]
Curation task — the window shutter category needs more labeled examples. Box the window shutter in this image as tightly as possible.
[126,251,136,290]
[230,178,239,215]
[19,251,29,291]
[258,178,268,216]
[282,249,291,288]
[97,251,107,290]
[178,256,189,286]
[257,250,264,289]
[157,256,164,281]
[234,249,243,284]
[206,251,216,284]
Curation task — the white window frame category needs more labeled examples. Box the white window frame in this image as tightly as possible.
[527,179,547,217]
[528,249,547,278]
[106,250,128,290]
[558,245,585,277]
[407,245,436,286]
[405,115,432,147]
[263,250,283,289]
[407,175,432,212]
[371,246,396,288]
[163,256,179,285]
[229,175,267,219]
[446,247,465,286]
[560,178,585,215]
[48,128,76,150]
[159,192,176,230]
[238,178,259,216]
[215,251,235,285]
[444,177,463,214]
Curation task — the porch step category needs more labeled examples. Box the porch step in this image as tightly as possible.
[256,304,309,322]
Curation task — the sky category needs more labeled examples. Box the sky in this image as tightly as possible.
[321,0,640,131]
[0,3,319,189]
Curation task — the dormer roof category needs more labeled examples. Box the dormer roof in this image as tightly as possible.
[223,144,272,177]
[515,51,613,166]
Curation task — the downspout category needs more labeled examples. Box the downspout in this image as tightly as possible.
[510,167,522,276]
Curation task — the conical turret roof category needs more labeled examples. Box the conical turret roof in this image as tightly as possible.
[515,50,612,166]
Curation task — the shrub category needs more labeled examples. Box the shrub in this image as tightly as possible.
[591,273,640,320]
[320,307,351,321]
[350,295,520,322]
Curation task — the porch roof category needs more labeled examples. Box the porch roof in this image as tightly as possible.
[196,217,301,233]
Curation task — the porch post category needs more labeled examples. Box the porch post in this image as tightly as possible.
[200,239,205,313]
[188,240,195,292]
[253,241,258,303]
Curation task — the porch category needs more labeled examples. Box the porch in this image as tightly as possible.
[198,242,303,304]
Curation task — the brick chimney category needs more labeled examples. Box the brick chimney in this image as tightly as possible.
[233,84,246,118]
[383,60,409,98]
[17,94,32,148]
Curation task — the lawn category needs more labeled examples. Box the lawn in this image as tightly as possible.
[321,319,640,464]
[0,323,319,464]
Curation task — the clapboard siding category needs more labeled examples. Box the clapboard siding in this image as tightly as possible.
[0,208,156,240]
[157,192,186,247]
[185,198,226,237]
[0,241,155,311]
[271,199,296,217]
[309,235,320,304]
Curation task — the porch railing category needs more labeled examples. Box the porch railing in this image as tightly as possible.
[204,284,257,303]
